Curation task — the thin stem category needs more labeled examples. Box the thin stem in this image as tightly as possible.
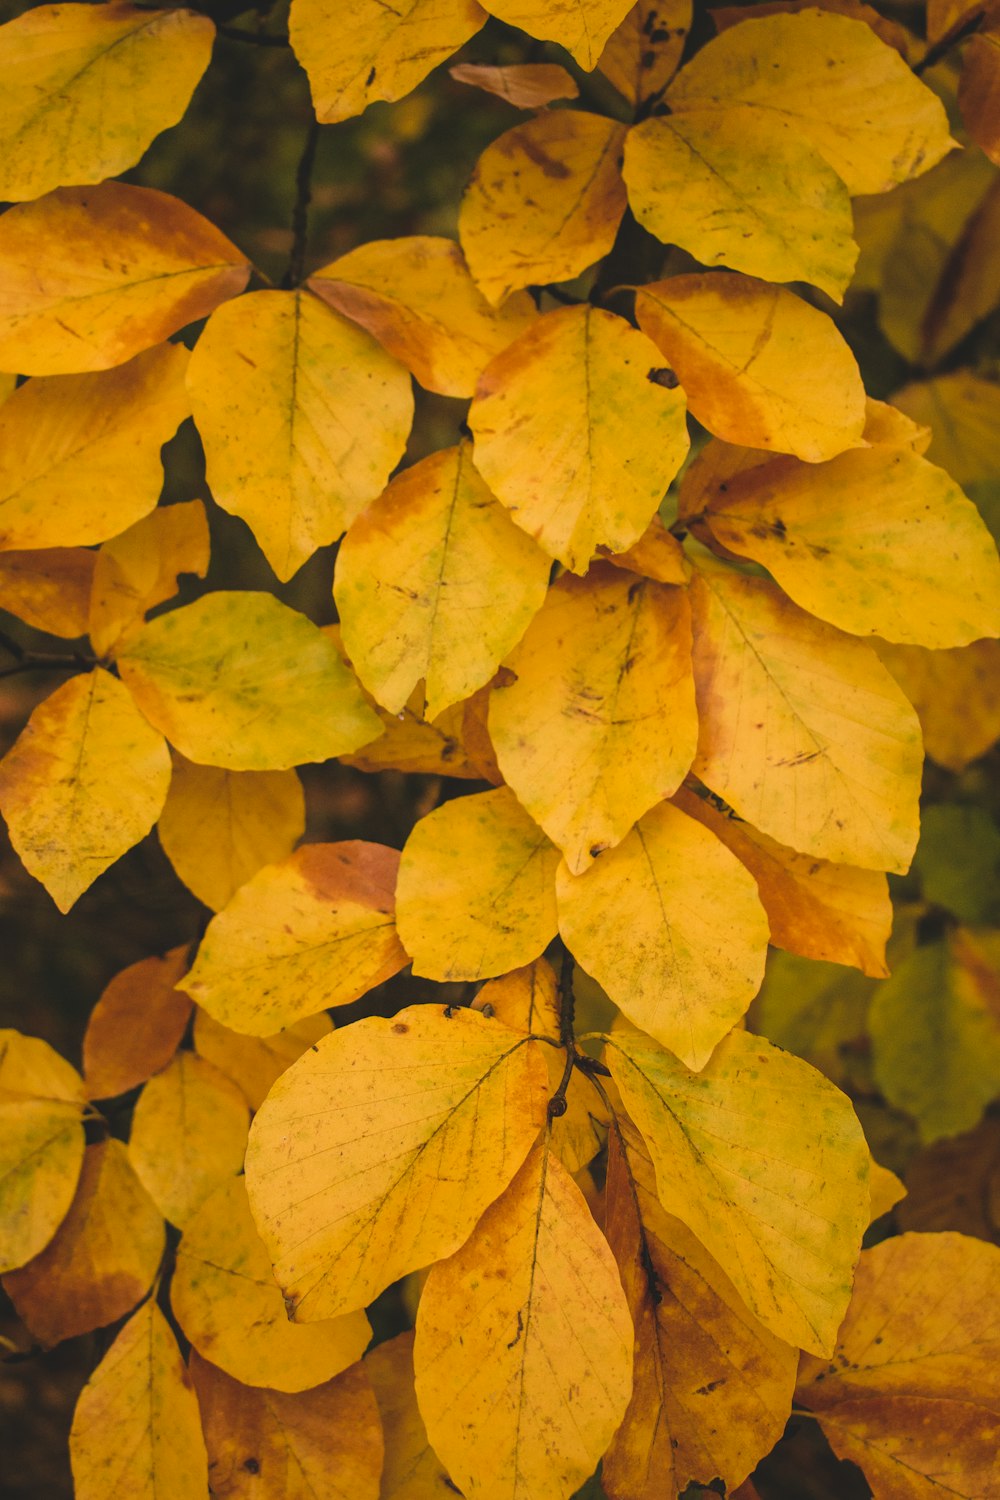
[548,944,577,1118]
[914,7,984,73]
[283,118,321,289]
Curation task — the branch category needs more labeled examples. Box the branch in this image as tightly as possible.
[914,6,985,74]
[0,628,94,681]
[548,944,577,1118]
[283,117,321,289]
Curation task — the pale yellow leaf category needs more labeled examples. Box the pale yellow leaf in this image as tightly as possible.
[876,637,1000,772]
[0,1030,86,1275]
[413,1137,634,1500]
[173,1177,370,1392]
[704,447,1000,647]
[606,1026,871,1354]
[69,1300,208,1500]
[636,273,866,462]
[624,108,857,302]
[0,548,95,637]
[184,842,408,1034]
[128,1051,249,1228]
[192,1351,384,1500]
[187,289,413,581]
[290,0,486,123]
[861,395,931,453]
[193,1008,331,1112]
[157,756,305,913]
[310,236,536,397]
[489,566,696,874]
[245,1004,549,1319]
[117,591,382,770]
[558,799,768,1069]
[0,668,171,912]
[672,785,892,978]
[867,1159,905,1223]
[711,0,913,55]
[690,563,922,872]
[449,60,579,106]
[598,0,691,106]
[459,111,627,305]
[797,1233,1000,1499]
[0,182,249,375]
[892,370,1000,487]
[666,10,952,195]
[470,304,689,572]
[335,443,550,720]
[0,2,214,202]
[83,946,193,1100]
[2,1140,163,1346]
[602,1114,797,1499]
[395,786,560,980]
[0,343,190,551]
[482,0,635,67]
[88,499,210,658]
[366,1331,452,1500]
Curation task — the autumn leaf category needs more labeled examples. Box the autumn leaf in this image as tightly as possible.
[244,1004,549,1319]
[449,59,579,106]
[597,0,691,106]
[82,946,193,1100]
[959,26,1000,166]
[481,0,635,67]
[365,1331,453,1500]
[0,668,172,912]
[892,369,1000,487]
[69,1300,209,1500]
[88,498,210,658]
[0,548,95,638]
[192,1008,331,1112]
[187,289,414,581]
[0,2,215,202]
[183,842,408,1033]
[0,182,249,375]
[413,1135,635,1500]
[395,786,560,980]
[470,304,689,571]
[876,637,1000,772]
[334,442,550,720]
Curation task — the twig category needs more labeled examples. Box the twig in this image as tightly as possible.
[216,23,290,46]
[914,6,985,73]
[0,629,93,681]
[548,944,577,1118]
[283,118,321,289]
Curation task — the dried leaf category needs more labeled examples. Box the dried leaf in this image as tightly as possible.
[449,60,579,106]
[83,946,193,1100]
[0,548,96,637]
[598,0,691,106]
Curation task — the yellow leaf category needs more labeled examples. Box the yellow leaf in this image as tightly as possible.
[0,343,190,551]
[458,112,627,305]
[877,637,1000,772]
[959,28,1000,165]
[128,1051,249,1228]
[187,289,413,581]
[482,0,635,67]
[366,1330,452,1500]
[0,548,96,637]
[636,273,866,462]
[117,591,382,770]
[157,756,305,913]
[0,1030,86,1275]
[892,370,1000,487]
[703,447,1000,648]
[861,395,931,452]
[711,0,913,55]
[597,0,691,106]
[83,946,193,1100]
[602,1113,796,1499]
[690,564,922,872]
[88,499,210,658]
[0,2,214,202]
[489,567,697,875]
[475,960,610,1172]
[395,786,560,980]
[0,182,249,376]
[2,1140,163,1347]
[470,305,689,572]
[600,513,690,585]
[867,1159,906,1223]
[173,1177,370,1392]
[868,930,1000,1143]
[797,1232,1000,1498]
[191,1351,384,1500]
[624,109,857,302]
[244,1004,549,1319]
[673,785,892,979]
[666,10,952,195]
[449,60,579,106]
[69,1300,208,1500]
[310,236,536,397]
[184,842,408,1034]
[413,1136,634,1500]
[335,443,550,720]
[193,1008,331,1112]
[0,668,171,912]
[557,799,768,1069]
[342,690,488,780]
[605,1025,871,1354]
[290,0,486,123]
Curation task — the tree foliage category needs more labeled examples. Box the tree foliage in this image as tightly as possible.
[1,0,1000,1497]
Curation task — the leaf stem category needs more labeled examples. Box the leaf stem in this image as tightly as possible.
[548,943,577,1118]
[283,117,321,289]
[913,7,984,73]
[0,628,94,681]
